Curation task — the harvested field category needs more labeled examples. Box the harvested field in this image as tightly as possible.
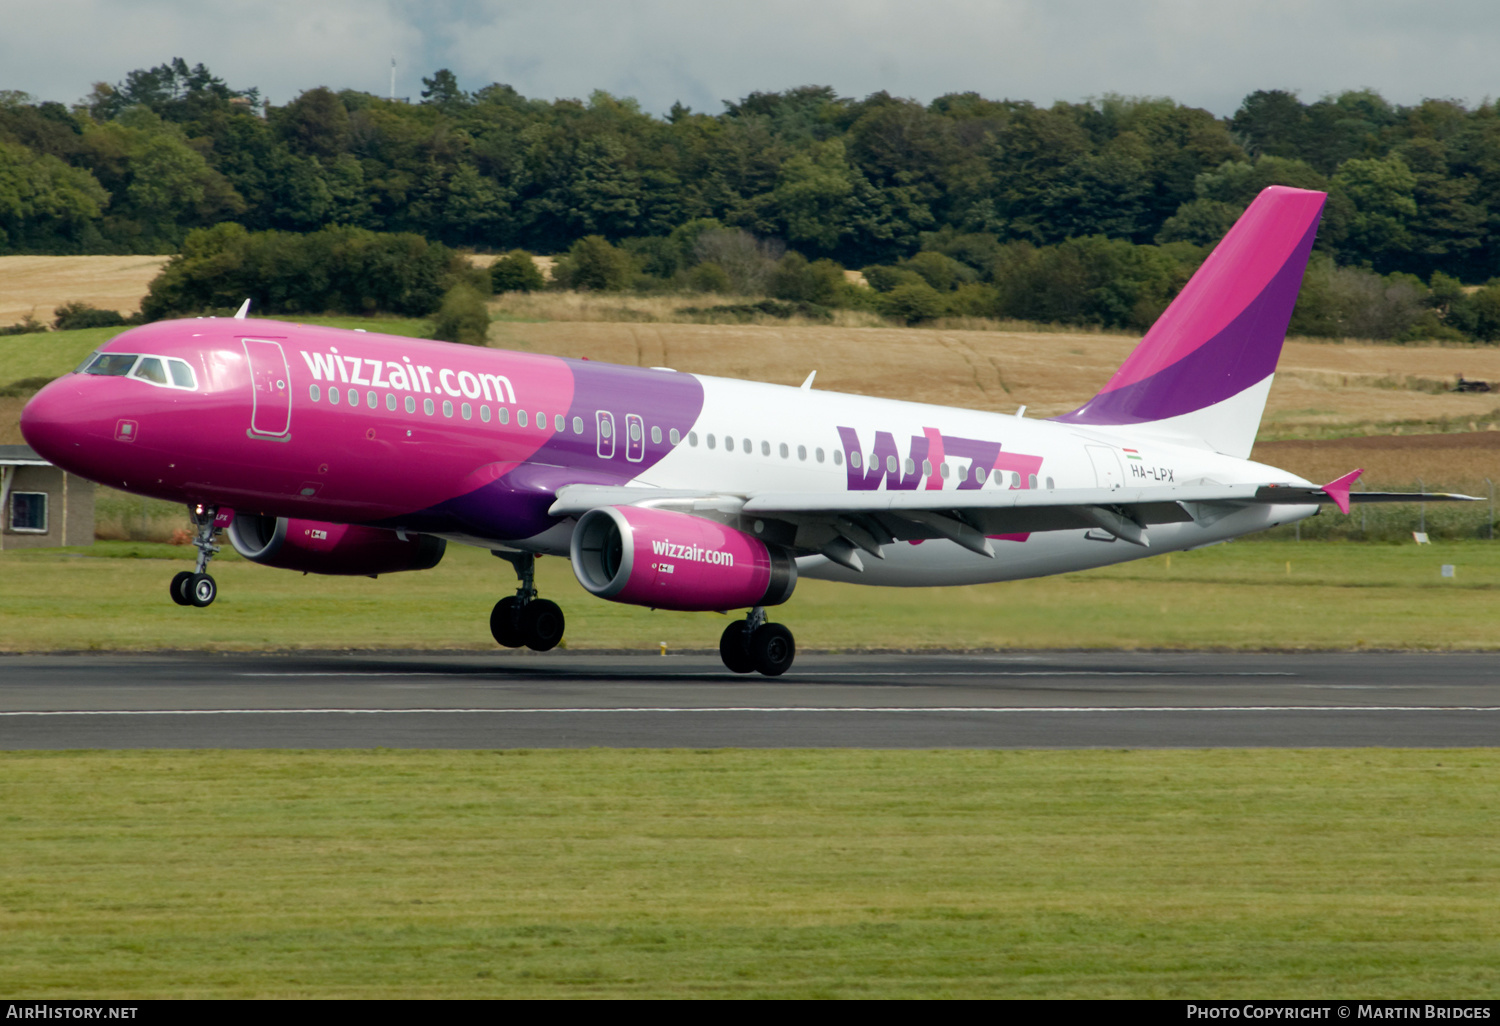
[1252,431,1500,491]
[0,255,168,326]
[492,320,1500,437]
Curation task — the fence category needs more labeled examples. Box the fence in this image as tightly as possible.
[1257,478,1497,542]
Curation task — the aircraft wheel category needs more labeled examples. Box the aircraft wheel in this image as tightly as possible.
[188,573,217,608]
[522,599,565,652]
[719,622,755,674]
[489,596,526,648]
[170,571,194,606]
[750,623,795,677]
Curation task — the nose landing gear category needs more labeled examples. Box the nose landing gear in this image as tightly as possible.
[490,551,565,652]
[719,606,796,677]
[170,504,220,607]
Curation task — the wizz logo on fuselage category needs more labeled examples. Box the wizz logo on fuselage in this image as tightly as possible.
[836,426,1043,491]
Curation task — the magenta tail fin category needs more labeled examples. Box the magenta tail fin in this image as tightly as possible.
[1054,186,1327,457]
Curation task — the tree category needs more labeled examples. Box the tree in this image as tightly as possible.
[554,235,633,291]
[421,69,468,109]
[429,283,490,344]
[1332,154,1419,271]
[491,250,546,292]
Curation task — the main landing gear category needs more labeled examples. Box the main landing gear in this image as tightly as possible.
[490,551,565,652]
[169,504,220,608]
[719,607,795,677]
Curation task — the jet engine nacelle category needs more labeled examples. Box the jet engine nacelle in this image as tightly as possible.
[227,514,446,576]
[570,505,796,612]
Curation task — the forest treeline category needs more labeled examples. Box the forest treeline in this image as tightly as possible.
[8,60,1500,340]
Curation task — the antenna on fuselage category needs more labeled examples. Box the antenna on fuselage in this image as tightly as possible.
[800,370,816,390]
[233,299,250,320]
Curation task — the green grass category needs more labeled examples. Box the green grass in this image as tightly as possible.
[5,538,1500,652]
[1,749,1495,998]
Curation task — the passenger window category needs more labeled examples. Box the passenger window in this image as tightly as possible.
[424,398,434,415]
[406,396,416,413]
[574,417,584,434]
[760,441,770,456]
[940,463,950,478]
[833,451,841,465]
[329,388,340,405]
[671,428,682,445]
[629,420,642,441]
[744,438,752,454]
[1028,474,1037,489]
[481,405,491,422]
[367,391,377,409]
[462,403,472,420]
[536,411,545,429]
[707,434,716,450]
[923,460,932,477]
[168,359,196,388]
[688,431,698,447]
[443,400,453,417]
[651,426,662,444]
[1046,476,1055,490]
[797,445,807,461]
[310,385,320,402]
[386,394,397,411]
[886,455,897,473]
[518,410,528,427]
[780,443,789,459]
[498,407,509,424]
[724,435,733,450]
[556,414,565,432]
[133,357,168,385]
[904,458,915,475]
[850,452,862,469]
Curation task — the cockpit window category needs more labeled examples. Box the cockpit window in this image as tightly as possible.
[133,357,168,385]
[81,353,138,376]
[78,351,198,390]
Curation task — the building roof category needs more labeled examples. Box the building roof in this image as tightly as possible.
[0,445,50,466]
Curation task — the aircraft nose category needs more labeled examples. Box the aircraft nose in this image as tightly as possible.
[19,379,86,466]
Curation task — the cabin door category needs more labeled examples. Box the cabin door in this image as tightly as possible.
[244,338,291,438]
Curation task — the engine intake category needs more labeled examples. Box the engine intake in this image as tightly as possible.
[570,506,795,612]
[227,515,445,576]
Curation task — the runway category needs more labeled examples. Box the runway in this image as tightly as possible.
[1,650,1497,748]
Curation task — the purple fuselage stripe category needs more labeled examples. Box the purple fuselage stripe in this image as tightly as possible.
[1054,217,1319,426]
[393,361,705,540]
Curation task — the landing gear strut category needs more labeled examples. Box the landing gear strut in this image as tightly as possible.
[490,551,565,652]
[170,504,220,607]
[720,606,795,677]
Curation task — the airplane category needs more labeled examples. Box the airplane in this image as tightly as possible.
[18,186,1476,675]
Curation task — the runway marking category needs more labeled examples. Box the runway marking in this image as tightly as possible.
[232,670,1297,679]
[1,705,1497,716]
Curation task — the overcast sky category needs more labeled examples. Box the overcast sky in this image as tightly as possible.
[3,0,1497,118]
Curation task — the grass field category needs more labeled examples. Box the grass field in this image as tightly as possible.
[5,538,1500,652]
[2,748,1495,998]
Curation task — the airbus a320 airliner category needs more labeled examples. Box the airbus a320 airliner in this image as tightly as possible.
[18,187,1472,674]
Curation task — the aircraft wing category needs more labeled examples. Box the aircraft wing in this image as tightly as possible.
[550,474,1479,570]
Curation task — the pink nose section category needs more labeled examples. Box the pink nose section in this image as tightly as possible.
[18,381,82,465]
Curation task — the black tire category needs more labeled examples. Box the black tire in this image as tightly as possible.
[188,572,217,608]
[522,599,565,652]
[719,621,755,674]
[170,571,194,606]
[750,622,795,677]
[490,596,526,648]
